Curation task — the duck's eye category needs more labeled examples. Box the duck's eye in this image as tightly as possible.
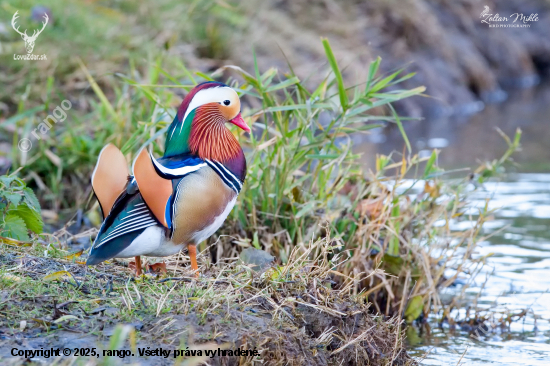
[223,100,230,106]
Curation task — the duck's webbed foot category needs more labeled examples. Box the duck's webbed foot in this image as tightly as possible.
[148,262,167,275]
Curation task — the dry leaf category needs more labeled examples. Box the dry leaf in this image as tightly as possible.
[357,198,385,219]
[0,236,30,246]
[148,262,167,274]
[424,181,440,198]
[41,209,59,223]
[53,315,79,324]
[43,271,71,281]
[31,318,51,326]
[44,149,62,167]
[64,249,83,261]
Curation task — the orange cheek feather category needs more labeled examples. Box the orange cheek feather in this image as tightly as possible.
[219,103,239,121]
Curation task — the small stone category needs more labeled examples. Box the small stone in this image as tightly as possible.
[238,248,275,272]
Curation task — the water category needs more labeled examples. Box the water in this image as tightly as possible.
[412,174,550,365]
[355,83,550,364]
[357,82,550,172]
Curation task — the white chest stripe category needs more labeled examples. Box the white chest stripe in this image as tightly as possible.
[205,159,243,194]
[151,153,206,176]
[206,160,238,193]
[209,159,242,190]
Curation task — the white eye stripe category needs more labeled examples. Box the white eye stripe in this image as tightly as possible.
[182,87,238,125]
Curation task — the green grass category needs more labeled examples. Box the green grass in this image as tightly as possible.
[0,0,245,111]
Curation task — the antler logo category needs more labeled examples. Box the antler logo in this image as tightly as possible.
[11,10,48,54]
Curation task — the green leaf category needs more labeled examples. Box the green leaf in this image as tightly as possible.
[2,214,30,241]
[53,315,79,324]
[322,38,348,110]
[311,78,327,100]
[424,150,437,178]
[0,176,17,187]
[405,325,422,346]
[252,232,261,250]
[405,296,424,322]
[340,124,385,133]
[389,205,401,256]
[370,69,402,94]
[262,103,331,113]
[8,204,43,234]
[305,154,341,160]
[382,253,404,276]
[43,271,71,281]
[390,105,411,155]
[120,125,148,155]
[295,201,317,219]
[78,59,118,122]
[23,188,41,213]
[3,192,22,207]
[0,106,44,128]
[365,57,381,93]
[265,76,300,93]
[195,71,214,81]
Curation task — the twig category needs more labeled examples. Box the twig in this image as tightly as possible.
[331,325,376,355]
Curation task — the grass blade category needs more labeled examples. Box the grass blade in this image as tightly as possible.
[322,38,348,111]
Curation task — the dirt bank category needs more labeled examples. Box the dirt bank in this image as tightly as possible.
[0,238,415,366]
[233,0,550,118]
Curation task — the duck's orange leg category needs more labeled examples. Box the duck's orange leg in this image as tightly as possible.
[134,256,142,276]
[188,244,199,277]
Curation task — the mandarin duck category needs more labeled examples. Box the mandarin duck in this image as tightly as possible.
[86,81,249,276]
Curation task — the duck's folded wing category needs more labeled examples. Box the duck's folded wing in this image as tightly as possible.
[86,179,160,265]
[133,149,206,228]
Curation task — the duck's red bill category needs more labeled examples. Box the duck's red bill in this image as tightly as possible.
[229,113,250,132]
